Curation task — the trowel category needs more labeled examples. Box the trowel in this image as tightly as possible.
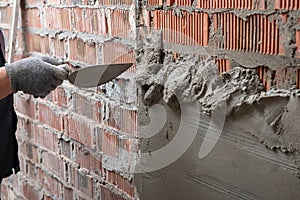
[67,63,133,88]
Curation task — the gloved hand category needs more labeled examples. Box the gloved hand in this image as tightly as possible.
[5,56,69,98]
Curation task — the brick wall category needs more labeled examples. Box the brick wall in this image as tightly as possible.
[0,0,300,199]
[143,0,300,91]
[0,0,137,199]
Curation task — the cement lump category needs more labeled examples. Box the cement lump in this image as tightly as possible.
[136,32,264,114]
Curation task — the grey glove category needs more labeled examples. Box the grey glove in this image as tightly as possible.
[5,56,69,98]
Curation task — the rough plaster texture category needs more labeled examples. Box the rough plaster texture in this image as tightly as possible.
[135,28,300,199]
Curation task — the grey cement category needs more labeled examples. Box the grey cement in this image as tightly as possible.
[134,31,300,199]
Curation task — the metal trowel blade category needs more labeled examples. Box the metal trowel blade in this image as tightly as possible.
[68,63,133,88]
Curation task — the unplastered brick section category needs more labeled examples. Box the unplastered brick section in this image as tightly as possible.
[69,38,97,64]
[153,10,209,46]
[216,58,231,74]
[102,0,133,6]
[275,0,300,10]
[213,13,283,55]
[196,0,266,9]
[1,0,137,199]
[0,6,12,25]
[102,41,135,72]
[105,105,138,135]
[21,7,42,29]
[108,9,131,38]
[148,0,266,8]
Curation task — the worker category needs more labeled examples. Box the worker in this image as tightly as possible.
[0,29,69,187]
[0,56,69,100]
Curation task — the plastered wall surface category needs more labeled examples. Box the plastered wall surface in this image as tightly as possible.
[0,0,300,199]
[135,0,300,199]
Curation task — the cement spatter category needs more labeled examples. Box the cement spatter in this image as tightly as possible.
[136,32,264,114]
[136,31,300,156]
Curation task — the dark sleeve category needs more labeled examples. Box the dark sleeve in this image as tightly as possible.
[0,30,5,57]
[0,28,20,180]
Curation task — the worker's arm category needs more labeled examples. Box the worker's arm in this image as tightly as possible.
[0,56,69,100]
[0,67,12,99]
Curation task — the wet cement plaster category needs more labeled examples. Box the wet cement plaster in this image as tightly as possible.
[134,31,300,199]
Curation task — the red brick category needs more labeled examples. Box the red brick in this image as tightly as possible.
[72,93,101,122]
[22,182,40,200]
[216,58,231,74]
[40,36,51,54]
[33,124,59,152]
[258,0,266,9]
[74,144,102,174]
[41,151,62,177]
[25,32,50,54]
[21,0,43,5]
[147,0,161,6]
[102,131,119,157]
[60,8,72,30]
[21,8,41,28]
[24,160,38,181]
[38,103,64,131]
[0,184,8,200]
[105,106,137,135]
[15,94,36,119]
[57,87,69,107]
[64,114,94,147]
[196,0,265,9]
[202,12,209,46]
[45,7,55,29]
[47,0,61,4]
[72,7,85,32]
[101,185,125,200]
[69,38,97,64]
[106,170,134,197]
[257,66,273,91]
[109,10,130,38]
[102,41,135,70]
[0,6,12,24]
[274,0,300,9]
[296,30,300,58]
[167,0,175,6]
[63,187,73,200]
[52,37,66,57]
[212,13,281,54]
[84,8,107,35]
[17,116,33,138]
[21,142,39,163]
[153,11,209,47]
[100,9,108,35]
[275,67,298,89]
[45,7,71,30]
[103,0,133,5]
[47,86,69,108]
[75,170,93,198]
[38,169,62,198]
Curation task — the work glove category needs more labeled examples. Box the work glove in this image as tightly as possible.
[5,56,69,98]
